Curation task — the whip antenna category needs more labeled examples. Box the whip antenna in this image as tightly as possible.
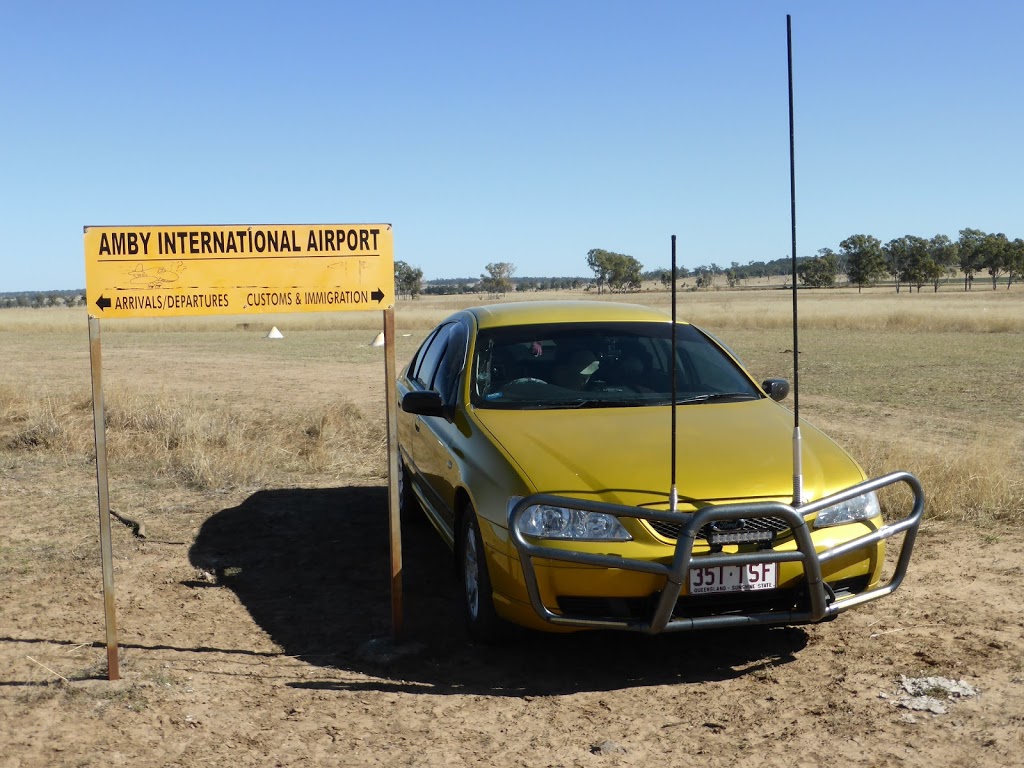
[787,14,804,506]
[670,234,679,513]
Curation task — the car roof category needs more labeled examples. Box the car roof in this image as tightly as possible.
[467,300,683,329]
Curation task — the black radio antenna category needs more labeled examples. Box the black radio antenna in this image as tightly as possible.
[670,234,679,512]
[787,14,804,506]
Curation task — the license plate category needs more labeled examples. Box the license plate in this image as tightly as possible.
[688,562,777,595]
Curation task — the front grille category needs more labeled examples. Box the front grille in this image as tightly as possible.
[647,515,792,543]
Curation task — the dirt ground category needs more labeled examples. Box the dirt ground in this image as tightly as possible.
[1,331,1022,767]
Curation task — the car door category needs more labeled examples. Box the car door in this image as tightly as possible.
[401,322,451,512]
[416,321,469,539]
[402,321,468,539]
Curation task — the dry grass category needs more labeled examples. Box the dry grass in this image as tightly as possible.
[0,383,92,458]
[395,285,1024,334]
[1,287,1021,522]
[623,287,1024,333]
[0,384,385,492]
[864,436,1024,525]
[6,286,1023,334]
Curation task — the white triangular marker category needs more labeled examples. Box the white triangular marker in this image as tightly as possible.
[266,327,284,339]
[369,332,385,347]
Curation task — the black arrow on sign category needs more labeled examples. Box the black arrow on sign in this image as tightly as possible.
[371,288,385,303]
[95,295,111,311]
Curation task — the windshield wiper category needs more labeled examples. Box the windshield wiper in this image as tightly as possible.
[676,392,760,404]
[570,399,650,408]
[515,398,649,410]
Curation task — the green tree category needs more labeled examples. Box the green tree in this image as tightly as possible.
[797,252,839,288]
[586,249,612,294]
[883,238,904,292]
[958,228,987,290]
[977,232,1010,290]
[927,234,959,292]
[695,269,715,289]
[840,235,886,293]
[817,248,841,284]
[480,262,515,295]
[885,236,933,292]
[653,266,688,289]
[608,253,643,291]
[1007,238,1024,290]
[394,260,424,299]
[904,236,934,292]
[586,249,642,293]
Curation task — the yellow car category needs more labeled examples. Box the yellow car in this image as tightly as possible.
[397,301,922,640]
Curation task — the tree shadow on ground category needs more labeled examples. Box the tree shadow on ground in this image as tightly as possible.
[189,486,808,697]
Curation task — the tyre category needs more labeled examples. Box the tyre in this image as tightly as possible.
[458,507,505,643]
[397,457,421,525]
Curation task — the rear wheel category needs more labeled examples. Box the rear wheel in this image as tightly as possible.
[458,507,504,643]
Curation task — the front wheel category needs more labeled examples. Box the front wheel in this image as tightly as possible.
[458,508,505,643]
[397,457,420,525]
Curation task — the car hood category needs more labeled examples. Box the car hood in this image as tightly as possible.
[472,400,865,508]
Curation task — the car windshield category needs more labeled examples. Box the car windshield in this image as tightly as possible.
[470,322,761,409]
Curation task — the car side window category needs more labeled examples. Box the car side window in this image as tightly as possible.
[407,326,439,382]
[433,322,468,403]
[412,324,452,389]
[681,336,751,392]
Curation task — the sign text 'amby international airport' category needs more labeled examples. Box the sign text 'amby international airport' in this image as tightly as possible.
[85,224,393,318]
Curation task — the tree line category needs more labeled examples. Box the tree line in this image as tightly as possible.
[9,226,1021,312]
[8,226,1022,310]
[394,261,585,298]
[393,227,1024,300]
[799,229,1023,291]
[0,290,84,309]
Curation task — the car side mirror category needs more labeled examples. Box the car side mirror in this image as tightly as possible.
[762,378,790,402]
[401,390,445,417]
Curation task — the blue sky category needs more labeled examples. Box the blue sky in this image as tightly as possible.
[2,1,1021,291]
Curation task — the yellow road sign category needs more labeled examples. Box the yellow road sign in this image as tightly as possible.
[84,224,393,318]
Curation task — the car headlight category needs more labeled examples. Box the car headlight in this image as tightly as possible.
[509,497,633,541]
[813,491,881,529]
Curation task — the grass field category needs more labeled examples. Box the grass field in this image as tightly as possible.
[2,286,1022,521]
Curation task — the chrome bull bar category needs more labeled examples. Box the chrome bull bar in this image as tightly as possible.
[508,471,924,633]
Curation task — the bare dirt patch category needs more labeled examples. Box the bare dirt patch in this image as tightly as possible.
[3,455,1023,767]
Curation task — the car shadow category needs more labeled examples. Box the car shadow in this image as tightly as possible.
[189,486,809,697]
